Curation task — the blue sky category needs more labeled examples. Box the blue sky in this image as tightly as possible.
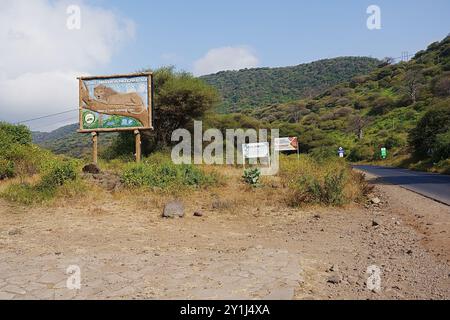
[1,0,449,130]
[92,0,450,74]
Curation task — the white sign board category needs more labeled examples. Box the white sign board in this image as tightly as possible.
[338,147,345,158]
[242,142,270,159]
[274,137,298,151]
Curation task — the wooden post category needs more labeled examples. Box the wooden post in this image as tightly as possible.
[134,130,141,163]
[92,132,98,164]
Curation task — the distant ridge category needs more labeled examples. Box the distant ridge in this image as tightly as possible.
[200,56,380,113]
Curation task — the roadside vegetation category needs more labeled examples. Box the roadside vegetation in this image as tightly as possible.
[279,155,371,206]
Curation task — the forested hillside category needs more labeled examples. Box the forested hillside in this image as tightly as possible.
[244,35,450,171]
[200,57,380,113]
[32,124,117,158]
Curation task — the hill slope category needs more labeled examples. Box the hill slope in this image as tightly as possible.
[201,56,380,113]
[32,124,117,158]
[247,35,450,167]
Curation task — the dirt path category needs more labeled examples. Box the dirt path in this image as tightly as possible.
[0,174,449,300]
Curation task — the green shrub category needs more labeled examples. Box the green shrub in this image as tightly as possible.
[348,145,373,162]
[121,159,217,190]
[1,160,79,205]
[0,122,32,146]
[309,146,338,162]
[39,161,77,190]
[0,158,14,179]
[242,168,261,187]
[409,101,450,158]
[280,155,366,206]
[432,130,450,161]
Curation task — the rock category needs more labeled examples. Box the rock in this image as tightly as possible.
[328,264,339,272]
[327,274,342,284]
[193,211,203,217]
[371,197,381,204]
[313,214,321,220]
[406,249,413,255]
[162,200,185,218]
[7,228,22,236]
[82,163,100,174]
[372,219,380,227]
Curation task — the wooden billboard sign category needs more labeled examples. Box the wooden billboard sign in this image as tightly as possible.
[77,72,154,163]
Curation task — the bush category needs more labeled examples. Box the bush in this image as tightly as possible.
[39,161,78,190]
[0,159,14,180]
[348,145,373,162]
[0,122,32,147]
[121,159,218,190]
[432,130,450,161]
[309,146,338,162]
[280,156,368,206]
[1,160,79,205]
[409,101,450,158]
[384,135,405,149]
[242,168,261,187]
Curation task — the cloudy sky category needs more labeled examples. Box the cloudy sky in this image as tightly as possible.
[0,0,449,131]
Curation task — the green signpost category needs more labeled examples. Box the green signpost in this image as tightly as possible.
[381,147,387,159]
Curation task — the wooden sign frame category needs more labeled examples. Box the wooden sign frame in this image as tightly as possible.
[77,72,154,163]
[77,72,154,133]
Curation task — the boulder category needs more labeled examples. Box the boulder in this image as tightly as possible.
[162,200,185,218]
[82,163,100,174]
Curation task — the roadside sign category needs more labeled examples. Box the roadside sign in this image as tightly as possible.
[338,147,345,158]
[381,147,387,159]
[274,137,299,159]
[274,137,298,151]
[242,142,270,169]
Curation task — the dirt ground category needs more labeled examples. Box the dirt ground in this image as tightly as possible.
[0,170,449,300]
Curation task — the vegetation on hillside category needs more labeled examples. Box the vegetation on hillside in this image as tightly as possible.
[1,122,84,204]
[245,35,450,172]
[33,123,117,158]
[201,57,380,113]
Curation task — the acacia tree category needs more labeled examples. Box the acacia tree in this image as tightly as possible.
[404,66,425,104]
[348,114,371,140]
[107,67,219,158]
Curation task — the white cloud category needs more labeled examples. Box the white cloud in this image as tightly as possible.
[0,0,135,130]
[193,46,259,76]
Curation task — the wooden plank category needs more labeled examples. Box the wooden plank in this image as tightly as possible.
[78,126,153,133]
[92,132,98,164]
[77,72,152,81]
[134,130,141,163]
[78,79,83,131]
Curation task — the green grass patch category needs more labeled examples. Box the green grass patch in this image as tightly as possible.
[1,160,80,205]
[121,155,220,191]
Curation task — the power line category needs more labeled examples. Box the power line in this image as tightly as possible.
[16,108,78,124]
[31,116,79,131]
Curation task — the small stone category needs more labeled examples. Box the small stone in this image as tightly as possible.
[328,264,339,272]
[7,228,22,236]
[193,211,203,217]
[313,214,321,219]
[372,219,380,227]
[371,197,381,204]
[162,200,185,218]
[327,274,342,284]
[406,249,413,255]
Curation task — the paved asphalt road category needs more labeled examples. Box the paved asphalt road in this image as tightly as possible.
[354,165,450,206]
